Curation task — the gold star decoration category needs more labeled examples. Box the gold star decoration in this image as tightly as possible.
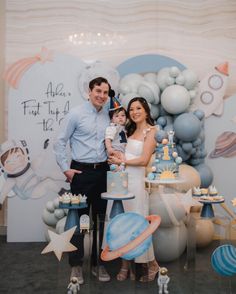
[231,198,236,207]
[41,226,77,261]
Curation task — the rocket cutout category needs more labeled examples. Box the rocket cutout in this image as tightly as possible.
[191,62,229,118]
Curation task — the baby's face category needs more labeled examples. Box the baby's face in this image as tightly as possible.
[112,110,126,126]
[4,149,28,174]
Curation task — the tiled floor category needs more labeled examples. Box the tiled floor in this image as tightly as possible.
[0,236,235,294]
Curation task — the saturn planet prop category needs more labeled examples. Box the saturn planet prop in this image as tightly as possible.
[211,244,236,276]
[101,212,161,261]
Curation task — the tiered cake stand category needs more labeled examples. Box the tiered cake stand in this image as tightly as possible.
[101,192,135,219]
[59,202,88,233]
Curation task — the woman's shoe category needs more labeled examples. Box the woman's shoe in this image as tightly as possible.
[139,260,159,282]
[117,267,136,281]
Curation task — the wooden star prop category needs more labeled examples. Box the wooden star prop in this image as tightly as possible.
[176,189,202,214]
[231,198,236,207]
[41,226,77,261]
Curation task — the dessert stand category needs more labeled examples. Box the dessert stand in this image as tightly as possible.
[101,192,135,219]
[59,202,88,233]
[197,198,225,218]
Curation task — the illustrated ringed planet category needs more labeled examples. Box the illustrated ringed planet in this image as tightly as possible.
[101,215,161,261]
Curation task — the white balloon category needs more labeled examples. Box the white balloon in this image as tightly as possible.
[182,69,199,90]
[169,66,181,78]
[138,81,160,104]
[46,201,55,213]
[144,72,157,82]
[153,222,187,262]
[118,73,143,94]
[161,85,190,114]
[175,74,185,85]
[150,104,159,119]
[156,67,170,91]
[119,92,138,109]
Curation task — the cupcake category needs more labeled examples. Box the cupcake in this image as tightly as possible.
[192,186,201,197]
[71,194,80,205]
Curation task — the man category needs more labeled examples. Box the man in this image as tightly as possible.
[54,77,111,284]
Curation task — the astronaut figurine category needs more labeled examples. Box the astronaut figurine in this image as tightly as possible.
[157,267,170,294]
[167,131,175,145]
[67,277,80,293]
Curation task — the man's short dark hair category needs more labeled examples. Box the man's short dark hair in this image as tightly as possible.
[89,77,111,91]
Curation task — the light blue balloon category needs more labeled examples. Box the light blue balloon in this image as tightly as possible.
[194,163,213,188]
[173,113,201,141]
[110,164,117,171]
[147,172,155,180]
[164,124,174,133]
[182,142,193,153]
[176,145,191,161]
[155,129,167,143]
[106,212,152,260]
[192,138,202,147]
[156,116,167,127]
[175,156,182,164]
[193,109,205,120]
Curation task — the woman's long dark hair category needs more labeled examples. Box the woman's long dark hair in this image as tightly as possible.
[126,97,155,137]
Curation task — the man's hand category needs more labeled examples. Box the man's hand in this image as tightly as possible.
[64,169,82,183]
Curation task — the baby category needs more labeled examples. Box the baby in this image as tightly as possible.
[105,95,127,167]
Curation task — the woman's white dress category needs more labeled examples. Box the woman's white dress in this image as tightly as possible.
[123,138,155,263]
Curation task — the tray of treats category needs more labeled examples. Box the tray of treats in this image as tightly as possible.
[198,195,225,204]
[58,192,88,209]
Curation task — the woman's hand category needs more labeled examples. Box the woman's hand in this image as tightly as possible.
[108,155,122,165]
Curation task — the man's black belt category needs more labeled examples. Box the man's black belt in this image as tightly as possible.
[72,160,108,170]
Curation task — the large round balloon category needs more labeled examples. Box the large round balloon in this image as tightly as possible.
[171,164,201,192]
[161,85,190,114]
[195,216,214,248]
[211,244,236,276]
[149,190,186,227]
[173,112,201,141]
[153,222,187,262]
[105,212,152,260]
[194,163,214,188]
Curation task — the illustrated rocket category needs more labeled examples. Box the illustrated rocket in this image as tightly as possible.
[191,62,229,118]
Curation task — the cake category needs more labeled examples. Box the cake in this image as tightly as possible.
[147,137,182,181]
[106,170,129,197]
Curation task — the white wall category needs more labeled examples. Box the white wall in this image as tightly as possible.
[3,0,236,240]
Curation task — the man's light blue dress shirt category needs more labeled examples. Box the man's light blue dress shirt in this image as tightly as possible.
[54,101,110,172]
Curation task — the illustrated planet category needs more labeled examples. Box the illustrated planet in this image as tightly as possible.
[209,131,236,158]
[211,244,236,276]
[101,212,161,261]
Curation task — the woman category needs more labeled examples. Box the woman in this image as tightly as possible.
[109,97,159,282]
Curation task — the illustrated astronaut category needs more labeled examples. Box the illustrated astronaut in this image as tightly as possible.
[157,267,170,294]
[0,139,65,204]
[67,277,80,293]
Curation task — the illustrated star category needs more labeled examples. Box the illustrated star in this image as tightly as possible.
[176,189,202,214]
[36,47,53,64]
[231,198,236,207]
[41,226,77,261]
